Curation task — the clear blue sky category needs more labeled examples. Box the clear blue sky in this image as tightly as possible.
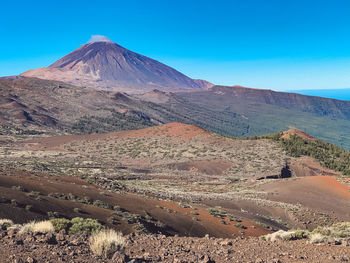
[1,0,350,91]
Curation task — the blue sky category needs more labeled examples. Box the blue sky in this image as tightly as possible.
[1,0,350,91]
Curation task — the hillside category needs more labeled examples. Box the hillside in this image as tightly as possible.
[21,39,213,92]
[209,85,350,119]
[175,85,350,149]
[3,78,350,151]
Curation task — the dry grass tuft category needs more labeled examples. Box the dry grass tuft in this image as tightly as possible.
[264,229,309,242]
[312,222,350,238]
[19,220,54,234]
[89,229,125,258]
[0,219,13,229]
[309,233,327,244]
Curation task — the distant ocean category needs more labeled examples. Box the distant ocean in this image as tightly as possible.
[290,89,350,101]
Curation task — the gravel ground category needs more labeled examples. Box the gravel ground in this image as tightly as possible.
[1,228,349,263]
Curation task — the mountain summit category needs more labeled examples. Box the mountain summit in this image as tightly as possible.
[21,36,212,92]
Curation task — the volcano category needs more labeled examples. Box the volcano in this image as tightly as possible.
[21,36,212,92]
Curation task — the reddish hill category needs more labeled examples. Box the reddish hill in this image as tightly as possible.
[28,122,211,150]
[281,129,315,140]
[118,122,210,140]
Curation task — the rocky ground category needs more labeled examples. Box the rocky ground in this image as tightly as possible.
[1,227,349,263]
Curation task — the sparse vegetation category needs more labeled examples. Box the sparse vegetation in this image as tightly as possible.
[235,223,247,229]
[0,219,13,230]
[309,233,328,244]
[68,217,103,235]
[47,211,61,218]
[27,191,41,200]
[89,229,125,258]
[260,132,350,176]
[72,109,153,134]
[74,207,83,213]
[264,230,309,242]
[50,218,72,232]
[263,222,350,244]
[19,220,55,234]
[208,208,227,218]
[12,185,25,192]
[311,222,350,238]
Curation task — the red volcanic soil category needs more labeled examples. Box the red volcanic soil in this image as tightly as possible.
[303,176,350,199]
[156,200,269,238]
[116,122,210,140]
[290,156,341,177]
[0,101,26,109]
[25,122,211,150]
[167,159,233,175]
[281,129,315,140]
[259,175,350,222]
[0,170,267,238]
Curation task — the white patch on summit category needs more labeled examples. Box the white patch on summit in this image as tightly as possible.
[88,35,113,43]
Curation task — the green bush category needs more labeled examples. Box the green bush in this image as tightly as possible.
[73,207,82,213]
[93,200,112,210]
[69,217,103,235]
[207,208,227,218]
[12,185,25,192]
[235,223,247,229]
[27,191,41,200]
[25,205,33,211]
[113,206,121,211]
[294,229,310,239]
[47,211,61,218]
[50,218,72,232]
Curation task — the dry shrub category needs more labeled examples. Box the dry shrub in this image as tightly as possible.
[19,220,54,234]
[0,219,13,229]
[312,222,350,238]
[309,233,327,244]
[89,229,125,258]
[264,229,309,242]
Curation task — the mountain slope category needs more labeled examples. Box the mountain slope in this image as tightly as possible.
[3,78,350,149]
[175,85,350,149]
[21,39,213,92]
[209,85,350,120]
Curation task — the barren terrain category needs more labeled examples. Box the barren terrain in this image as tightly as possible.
[1,229,350,263]
[2,123,349,235]
[0,122,350,261]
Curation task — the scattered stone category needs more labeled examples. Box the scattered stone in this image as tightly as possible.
[219,240,232,246]
[111,251,126,263]
[44,233,57,245]
[26,257,36,263]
